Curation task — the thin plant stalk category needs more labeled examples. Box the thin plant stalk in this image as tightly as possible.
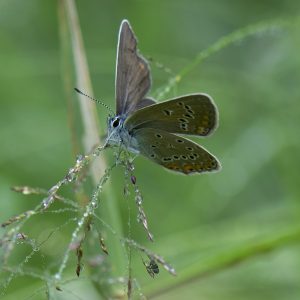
[59,0,126,296]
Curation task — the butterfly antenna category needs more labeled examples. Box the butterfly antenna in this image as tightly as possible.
[74,88,114,114]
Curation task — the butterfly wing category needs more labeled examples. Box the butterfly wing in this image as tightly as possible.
[115,20,151,116]
[134,98,156,110]
[125,94,218,136]
[133,128,220,174]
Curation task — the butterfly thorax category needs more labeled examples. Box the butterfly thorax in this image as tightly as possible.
[106,115,140,154]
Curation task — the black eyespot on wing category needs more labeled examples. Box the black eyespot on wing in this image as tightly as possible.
[184,113,194,119]
[162,157,172,162]
[178,118,188,123]
[163,109,172,116]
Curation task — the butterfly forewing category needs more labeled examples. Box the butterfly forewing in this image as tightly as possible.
[134,98,156,110]
[133,128,220,174]
[125,94,218,136]
[115,20,151,116]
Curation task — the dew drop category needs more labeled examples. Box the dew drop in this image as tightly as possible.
[49,185,59,194]
[135,195,143,205]
[127,163,135,171]
[76,154,84,163]
[16,233,27,240]
[54,273,61,281]
[66,173,76,182]
[43,195,54,208]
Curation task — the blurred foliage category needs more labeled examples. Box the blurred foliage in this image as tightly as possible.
[0,0,300,299]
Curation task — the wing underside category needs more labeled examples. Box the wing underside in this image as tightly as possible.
[125,94,218,137]
[115,20,151,116]
[133,127,220,174]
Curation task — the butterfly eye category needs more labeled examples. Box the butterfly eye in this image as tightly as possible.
[112,117,120,128]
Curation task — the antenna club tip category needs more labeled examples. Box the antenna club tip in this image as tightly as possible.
[74,87,80,93]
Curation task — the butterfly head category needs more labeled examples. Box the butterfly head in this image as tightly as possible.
[107,115,124,143]
[106,114,139,154]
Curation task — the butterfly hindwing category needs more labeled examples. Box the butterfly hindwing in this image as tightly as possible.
[115,20,151,116]
[125,94,218,137]
[133,128,220,174]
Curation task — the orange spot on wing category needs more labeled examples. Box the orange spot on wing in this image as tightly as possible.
[165,163,180,170]
[198,124,211,135]
[182,164,196,174]
[197,127,206,134]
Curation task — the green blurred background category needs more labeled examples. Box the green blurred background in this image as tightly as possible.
[1,0,300,299]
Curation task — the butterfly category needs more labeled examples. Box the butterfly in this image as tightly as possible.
[107,20,220,175]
